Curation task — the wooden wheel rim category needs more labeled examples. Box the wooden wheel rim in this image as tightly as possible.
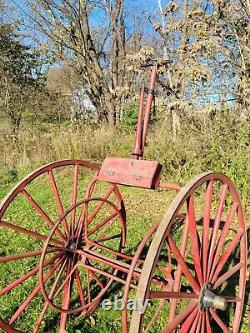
[129,172,247,333]
[39,196,126,314]
[0,159,125,332]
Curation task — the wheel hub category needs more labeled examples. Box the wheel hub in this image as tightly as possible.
[66,237,78,249]
[65,237,85,254]
[199,284,227,312]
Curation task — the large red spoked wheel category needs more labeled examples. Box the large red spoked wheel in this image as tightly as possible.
[130,172,247,333]
[0,160,126,332]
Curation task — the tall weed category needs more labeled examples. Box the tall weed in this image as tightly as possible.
[0,109,249,216]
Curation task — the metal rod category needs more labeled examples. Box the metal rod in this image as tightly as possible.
[142,65,158,153]
[132,84,145,159]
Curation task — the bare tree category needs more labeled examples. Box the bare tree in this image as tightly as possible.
[152,0,249,129]
[20,0,140,126]
[214,0,250,110]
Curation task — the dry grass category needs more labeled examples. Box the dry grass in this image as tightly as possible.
[0,110,249,219]
[0,122,132,171]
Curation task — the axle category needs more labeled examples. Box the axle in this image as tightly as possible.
[64,240,166,289]
[65,243,228,313]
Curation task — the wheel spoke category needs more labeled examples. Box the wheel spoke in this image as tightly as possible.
[163,300,198,333]
[194,313,202,333]
[21,189,66,241]
[213,262,243,288]
[187,197,203,286]
[70,164,79,235]
[48,170,70,237]
[207,184,228,278]
[201,313,205,333]
[79,259,126,285]
[189,312,200,333]
[75,268,86,308]
[89,269,105,289]
[86,185,115,226]
[179,308,198,333]
[0,253,62,297]
[202,180,213,281]
[205,311,212,333]
[0,220,63,246]
[76,188,116,239]
[209,202,239,282]
[60,259,74,331]
[77,186,121,239]
[94,220,120,243]
[86,269,91,304]
[53,262,78,300]
[168,235,200,293]
[169,215,189,322]
[49,258,69,302]
[149,291,198,300]
[143,300,165,333]
[0,246,63,263]
[210,229,243,283]
[75,202,88,237]
[9,257,63,325]
[76,185,114,237]
[210,308,229,332]
[33,258,68,333]
[95,233,122,243]
[88,211,118,236]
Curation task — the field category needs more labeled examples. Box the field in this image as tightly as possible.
[0,112,249,332]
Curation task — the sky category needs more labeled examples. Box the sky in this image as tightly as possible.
[3,0,167,38]
[2,0,235,105]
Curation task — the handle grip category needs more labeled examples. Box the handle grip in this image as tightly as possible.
[141,58,172,68]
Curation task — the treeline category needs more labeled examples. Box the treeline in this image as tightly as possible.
[0,23,70,138]
[0,0,249,138]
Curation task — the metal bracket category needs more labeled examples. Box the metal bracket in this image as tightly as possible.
[144,87,155,95]
[106,169,116,177]
[132,172,143,180]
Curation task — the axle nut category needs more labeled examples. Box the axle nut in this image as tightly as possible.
[200,285,227,311]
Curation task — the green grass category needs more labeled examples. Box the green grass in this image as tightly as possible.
[0,165,174,332]
[0,164,249,332]
[0,109,249,331]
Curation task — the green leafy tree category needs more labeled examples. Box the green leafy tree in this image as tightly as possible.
[0,23,43,137]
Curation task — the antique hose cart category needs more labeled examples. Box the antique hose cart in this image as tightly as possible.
[0,60,247,332]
